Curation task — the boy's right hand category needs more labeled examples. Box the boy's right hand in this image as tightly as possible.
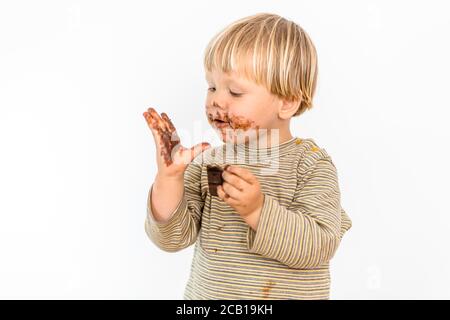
[143,107,211,179]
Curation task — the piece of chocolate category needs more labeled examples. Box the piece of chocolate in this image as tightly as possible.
[206,165,229,196]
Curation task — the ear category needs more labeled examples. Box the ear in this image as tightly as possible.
[277,97,302,120]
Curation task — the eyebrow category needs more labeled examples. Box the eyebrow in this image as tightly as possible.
[205,76,244,86]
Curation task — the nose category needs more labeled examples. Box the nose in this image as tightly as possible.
[207,89,228,110]
[206,100,227,118]
[212,100,226,109]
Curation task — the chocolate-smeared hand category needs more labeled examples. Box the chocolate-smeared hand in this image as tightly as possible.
[143,107,211,178]
[217,165,264,220]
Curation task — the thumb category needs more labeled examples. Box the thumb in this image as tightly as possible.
[187,142,211,163]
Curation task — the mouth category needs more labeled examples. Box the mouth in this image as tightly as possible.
[214,119,234,130]
[207,111,243,131]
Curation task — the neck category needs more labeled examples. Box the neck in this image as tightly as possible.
[240,127,293,149]
[273,128,294,146]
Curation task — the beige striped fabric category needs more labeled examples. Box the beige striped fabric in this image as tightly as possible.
[145,137,352,299]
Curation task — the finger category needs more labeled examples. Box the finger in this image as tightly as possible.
[164,128,180,147]
[218,185,239,206]
[144,109,177,148]
[143,111,162,143]
[225,165,256,184]
[147,107,168,131]
[143,111,158,129]
[222,170,249,191]
[160,113,179,144]
[185,142,211,163]
[161,112,176,132]
[217,184,227,201]
[221,181,241,200]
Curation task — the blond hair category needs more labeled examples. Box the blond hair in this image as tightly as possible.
[203,13,318,116]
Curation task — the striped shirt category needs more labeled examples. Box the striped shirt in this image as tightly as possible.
[145,137,352,299]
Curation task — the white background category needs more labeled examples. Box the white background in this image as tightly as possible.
[0,0,449,299]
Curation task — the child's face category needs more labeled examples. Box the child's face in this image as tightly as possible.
[205,68,284,144]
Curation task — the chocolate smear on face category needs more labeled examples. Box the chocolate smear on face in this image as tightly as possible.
[206,110,263,145]
[206,111,215,124]
[207,111,256,131]
[228,114,254,130]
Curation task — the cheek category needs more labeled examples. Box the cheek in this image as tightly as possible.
[229,108,272,130]
[205,108,213,124]
[243,96,276,122]
[232,116,253,130]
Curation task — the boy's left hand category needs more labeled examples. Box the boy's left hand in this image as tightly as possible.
[217,165,264,218]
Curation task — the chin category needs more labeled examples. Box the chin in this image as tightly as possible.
[216,127,257,145]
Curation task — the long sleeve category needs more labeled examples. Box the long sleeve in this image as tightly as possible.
[144,159,205,252]
[246,155,351,269]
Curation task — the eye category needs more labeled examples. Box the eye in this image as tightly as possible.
[207,87,242,97]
